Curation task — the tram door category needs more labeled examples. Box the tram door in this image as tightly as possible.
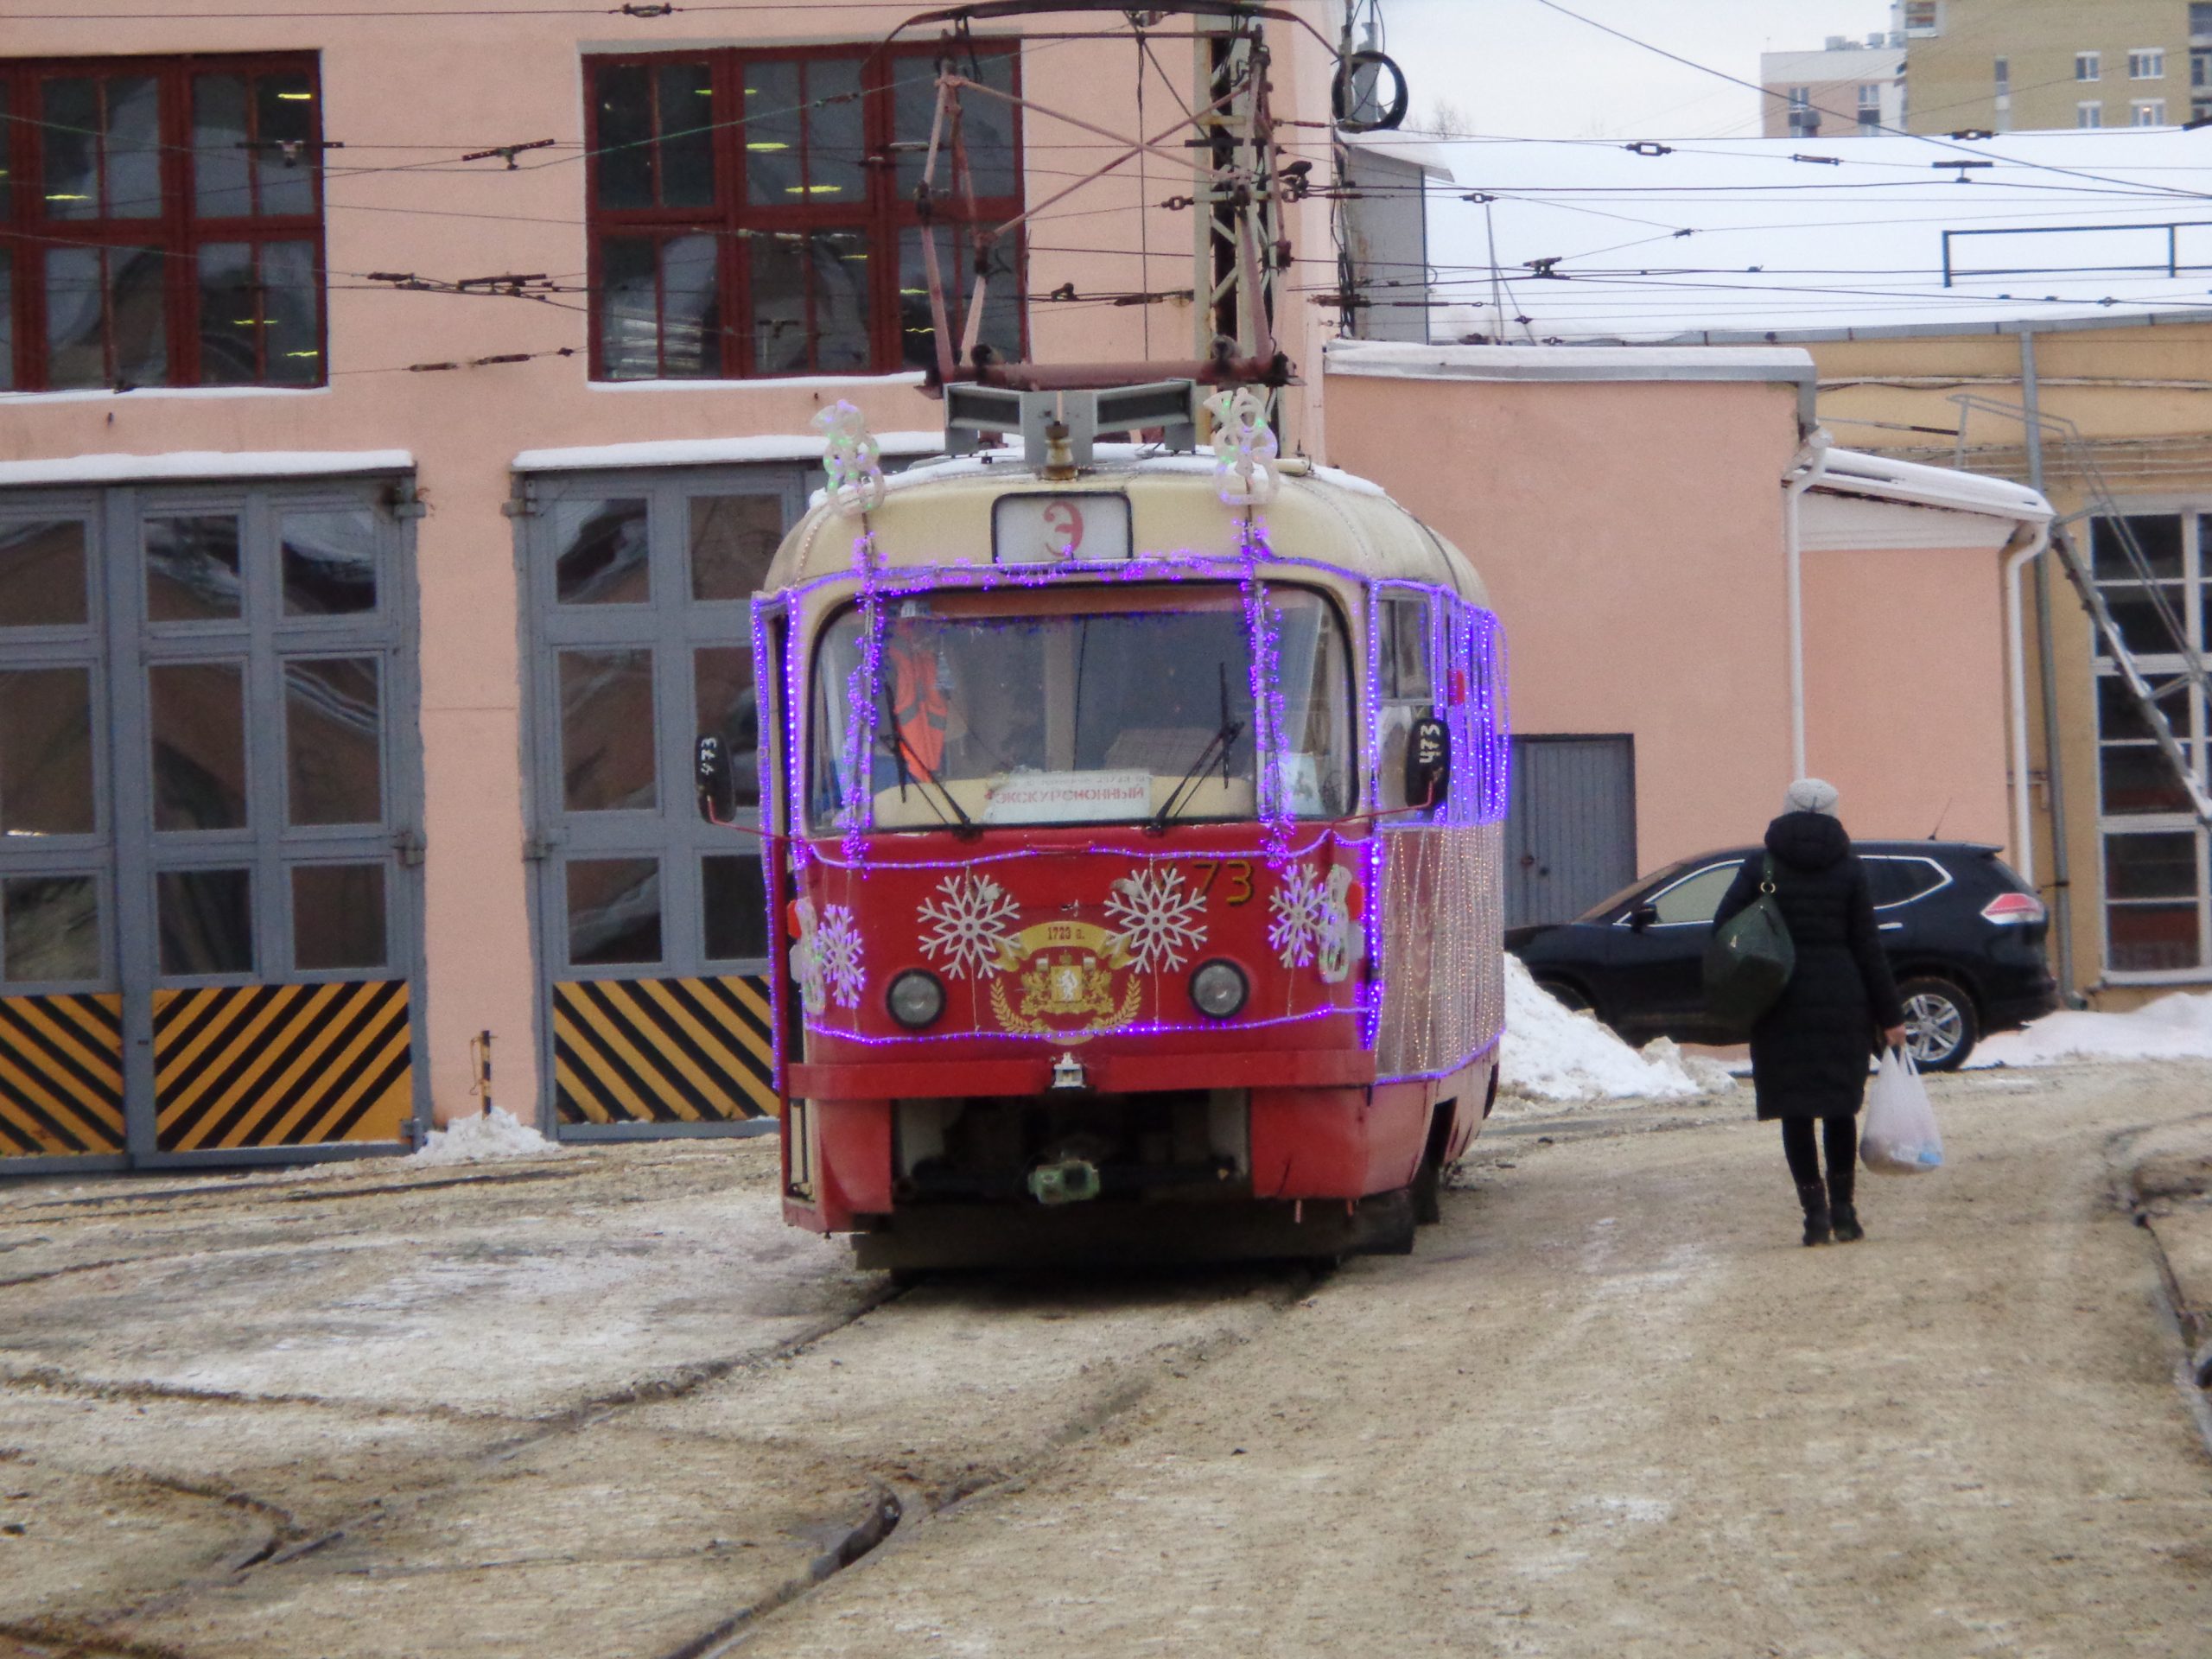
[0,481,424,1171]
[518,469,792,1139]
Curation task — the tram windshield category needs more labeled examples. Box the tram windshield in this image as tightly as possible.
[808,585,1354,831]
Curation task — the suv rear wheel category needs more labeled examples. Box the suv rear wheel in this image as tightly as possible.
[1898,976,1979,1071]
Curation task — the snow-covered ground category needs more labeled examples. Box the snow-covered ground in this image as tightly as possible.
[1497,956,1736,1109]
[1971,990,2212,1069]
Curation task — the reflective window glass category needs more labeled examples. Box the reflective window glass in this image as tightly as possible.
[192,74,253,217]
[2,874,101,983]
[560,649,658,812]
[0,520,90,629]
[569,858,663,965]
[893,48,1017,197]
[657,62,716,207]
[2093,514,2183,578]
[105,76,161,219]
[292,863,387,971]
[2107,899,2204,972]
[255,73,317,216]
[1866,857,1948,907]
[598,236,660,378]
[897,226,1020,372]
[805,58,866,206]
[0,667,97,836]
[282,509,378,614]
[752,230,870,373]
[744,60,802,203]
[285,657,384,826]
[2107,831,2199,899]
[41,78,101,219]
[2096,583,2191,658]
[195,241,260,385]
[2095,674,2189,743]
[149,662,249,831]
[158,868,253,976]
[689,496,782,601]
[695,646,760,808]
[2101,746,2197,816]
[146,514,244,623]
[554,499,651,605]
[702,855,767,961]
[1651,863,1742,925]
[658,235,721,378]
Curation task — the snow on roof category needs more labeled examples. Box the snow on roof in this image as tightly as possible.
[1351,126,2212,343]
[514,431,943,472]
[0,449,412,487]
[1813,447,2051,522]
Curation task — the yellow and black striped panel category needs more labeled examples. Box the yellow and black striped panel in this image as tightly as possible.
[0,993,124,1159]
[153,980,413,1153]
[554,975,777,1126]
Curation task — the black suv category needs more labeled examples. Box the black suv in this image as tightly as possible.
[1505,842,2058,1070]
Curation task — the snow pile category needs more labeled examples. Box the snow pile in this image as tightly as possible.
[408,1107,576,1167]
[1497,956,1736,1105]
[1972,990,2212,1068]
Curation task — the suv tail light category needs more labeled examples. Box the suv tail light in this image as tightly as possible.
[1980,891,2046,925]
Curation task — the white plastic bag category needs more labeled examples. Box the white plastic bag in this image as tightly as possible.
[1861,1046,1944,1175]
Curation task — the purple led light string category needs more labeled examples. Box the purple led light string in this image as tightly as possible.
[748,595,791,1090]
[798,823,1363,875]
[836,529,887,867]
[1377,1032,1503,1087]
[804,1000,1353,1049]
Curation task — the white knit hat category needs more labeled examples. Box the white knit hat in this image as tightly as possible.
[1784,777,1840,817]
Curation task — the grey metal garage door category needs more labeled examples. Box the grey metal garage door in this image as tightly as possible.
[1505,735,1637,929]
[516,467,801,1140]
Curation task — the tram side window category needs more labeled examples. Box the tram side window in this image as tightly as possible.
[1376,594,1436,812]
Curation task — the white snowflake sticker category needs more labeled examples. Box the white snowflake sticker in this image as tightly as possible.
[816,903,866,1010]
[918,871,1021,980]
[1268,862,1327,969]
[1315,865,1366,985]
[1104,865,1210,974]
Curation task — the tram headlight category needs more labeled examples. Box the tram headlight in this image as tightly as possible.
[887,969,946,1029]
[1188,959,1249,1020]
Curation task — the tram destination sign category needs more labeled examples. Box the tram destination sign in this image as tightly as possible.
[992,493,1133,565]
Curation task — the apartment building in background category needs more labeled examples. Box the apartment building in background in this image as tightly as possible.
[1897,0,2199,131]
[1758,34,1907,138]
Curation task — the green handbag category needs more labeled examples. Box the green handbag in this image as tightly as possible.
[1703,854,1796,1031]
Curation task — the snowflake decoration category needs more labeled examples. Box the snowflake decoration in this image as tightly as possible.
[1104,865,1210,974]
[1316,864,1365,985]
[1268,862,1327,969]
[918,871,1021,980]
[815,903,866,1010]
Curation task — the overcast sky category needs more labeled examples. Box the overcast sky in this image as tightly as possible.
[1374,0,1897,141]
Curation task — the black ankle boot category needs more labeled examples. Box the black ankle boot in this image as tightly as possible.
[1831,1201,1863,1243]
[1797,1180,1832,1247]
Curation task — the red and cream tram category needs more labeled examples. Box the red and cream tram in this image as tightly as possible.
[704,387,1509,1268]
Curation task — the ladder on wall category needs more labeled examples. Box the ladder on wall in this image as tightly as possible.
[1952,392,2212,825]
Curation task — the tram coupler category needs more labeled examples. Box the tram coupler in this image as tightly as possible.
[1027,1158,1103,1205]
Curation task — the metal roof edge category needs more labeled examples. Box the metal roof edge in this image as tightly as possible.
[1667,308,2211,347]
[1323,340,1819,433]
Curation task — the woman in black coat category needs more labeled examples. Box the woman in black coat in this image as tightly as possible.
[1713,779,1908,1246]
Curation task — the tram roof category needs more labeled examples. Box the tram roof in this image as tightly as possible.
[766,445,1489,607]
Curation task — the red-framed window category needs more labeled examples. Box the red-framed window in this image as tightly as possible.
[584,44,1024,381]
[0,54,326,392]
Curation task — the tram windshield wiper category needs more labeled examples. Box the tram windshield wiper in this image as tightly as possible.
[1149,663,1243,835]
[879,702,976,836]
